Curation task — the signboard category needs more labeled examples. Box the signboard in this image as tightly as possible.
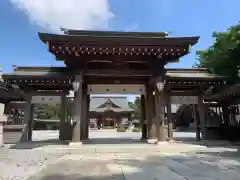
[87,84,146,94]
[31,96,61,105]
[236,115,240,122]
[171,96,198,105]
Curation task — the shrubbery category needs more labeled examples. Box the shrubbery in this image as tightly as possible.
[117,127,126,132]
[132,128,141,132]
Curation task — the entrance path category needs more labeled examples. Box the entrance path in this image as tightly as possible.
[1,130,240,180]
[1,142,240,179]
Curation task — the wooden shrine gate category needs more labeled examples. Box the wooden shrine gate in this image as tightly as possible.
[1,29,228,146]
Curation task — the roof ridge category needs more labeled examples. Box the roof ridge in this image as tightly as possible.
[91,96,127,99]
[60,28,168,37]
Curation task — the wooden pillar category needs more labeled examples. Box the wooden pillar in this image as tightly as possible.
[222,102,229,126]
[86,95,90,139]
[198,95,206,140]
[59,94,66,141]
[27,104,34,141]
[155,88,165,142]
[21,96,33,142]
[141,94,147,140]
[193,104,201,141]
[81,83,88,140]
[146,85,157,143]
[71,74,83,145]
[165,92,173,140]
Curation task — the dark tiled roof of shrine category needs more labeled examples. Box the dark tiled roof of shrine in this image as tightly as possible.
[2,67,224,80]
[37,29,199,63]
[2,67,72,78]
[38,30,199,46]
[165,68,225,80]
[90,96,133,113]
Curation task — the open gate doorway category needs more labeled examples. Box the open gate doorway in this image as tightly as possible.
[86,84,145,145]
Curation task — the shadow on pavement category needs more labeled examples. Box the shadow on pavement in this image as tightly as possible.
[9,139,68,150]
[83,138,144,145]
[25,150,240,180]
[196,146,240,159]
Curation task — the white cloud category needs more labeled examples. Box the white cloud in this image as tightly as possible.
[10,0,114,32]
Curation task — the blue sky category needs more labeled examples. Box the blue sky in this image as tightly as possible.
[0,0,239,101]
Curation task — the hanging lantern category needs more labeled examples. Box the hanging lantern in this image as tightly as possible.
[156,82,164,91]
[72,81,80,92]
[237,66,240,78]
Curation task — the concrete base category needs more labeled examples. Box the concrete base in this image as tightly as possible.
[147,139,158,144]
[167,139,174,144]
[69,142,82,148]
[140,138,147,142]
[156,141,169,145]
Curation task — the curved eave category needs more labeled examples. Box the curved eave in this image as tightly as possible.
[165,76,226,81]
[2,72,73,80]
[2,74,73,80]
[38,32,199,46]
[90,110,133,113]
[165,68,227,81]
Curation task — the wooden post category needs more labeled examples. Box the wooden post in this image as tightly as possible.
[165,92,173,140]
[193,104,201,141]
[198,95,206,140]
[71,74,83,145]
[86,95,90,139]
[222,102,229,126]
[141,94,147,140]
[146,85,157,143]
[27,104,34,141]
[59,95,66,141]
[21,95,32,142]
[81,83,88,141]
[155,89,165,142]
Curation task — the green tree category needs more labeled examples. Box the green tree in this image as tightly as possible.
[196,23,240,84]
[128,97,141,118]
[34,104,60,120]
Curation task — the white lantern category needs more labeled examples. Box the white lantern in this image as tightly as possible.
[72,81,80,92]
[156,81,164,91]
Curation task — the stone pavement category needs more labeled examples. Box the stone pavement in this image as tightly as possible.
[1,130,240,180]
[26,147,240,180]
[1,142,240,180]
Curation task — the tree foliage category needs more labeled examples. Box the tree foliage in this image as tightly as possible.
[128,97,141,119]
[196,23,240,84]
[34,104,60,119]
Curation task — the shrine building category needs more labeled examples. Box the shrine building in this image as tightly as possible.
[89,96,134,129]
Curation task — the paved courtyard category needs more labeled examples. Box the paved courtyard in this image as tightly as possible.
[31,129,197,142]
[1,130,240,180]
